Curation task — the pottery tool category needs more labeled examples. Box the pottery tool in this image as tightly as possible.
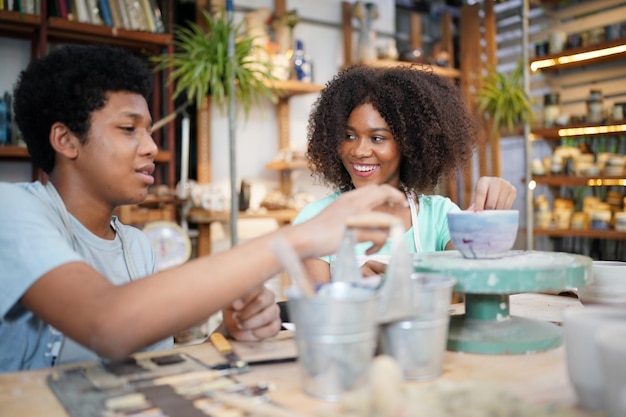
[208,390,314,417]
[209,333,250,373]
[345,212,402,229]
[270,236,316,297]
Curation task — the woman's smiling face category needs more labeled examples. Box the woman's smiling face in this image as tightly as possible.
[340,102,402,189]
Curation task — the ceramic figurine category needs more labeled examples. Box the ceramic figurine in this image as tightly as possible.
[353,1,379,62]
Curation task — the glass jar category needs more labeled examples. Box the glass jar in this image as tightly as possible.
[586,89,604,124]
[613,102,626,121]
[543,93,560,127]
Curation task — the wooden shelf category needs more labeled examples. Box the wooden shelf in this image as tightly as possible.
[264,160,308,171]
[529,36,626,72]
[0,7,176,186]
[533,175,626,187]
[0,146,172,165]
[358,60,461,79]
[534,228,626,240]
[269,80,324,98]
[0,145,30,159]
[0,11,40,35]
[0,13,171,49]
[47,17,171,50]
[187,208,298,224]
[531,123,626,139]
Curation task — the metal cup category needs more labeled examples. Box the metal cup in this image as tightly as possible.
[286,283,378,401]
[379,273,456,380]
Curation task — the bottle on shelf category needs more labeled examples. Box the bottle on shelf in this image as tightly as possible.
[586,89,604,124]
[613,102,625,122]
[293,39,312,83]
[543,92,560,128]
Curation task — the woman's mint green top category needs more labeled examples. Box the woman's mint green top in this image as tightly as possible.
[294,191,460,263]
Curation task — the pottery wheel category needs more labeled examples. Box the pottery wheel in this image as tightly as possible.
[414,250,591,355]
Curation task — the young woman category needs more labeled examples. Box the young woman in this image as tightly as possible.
[295,65,516,283]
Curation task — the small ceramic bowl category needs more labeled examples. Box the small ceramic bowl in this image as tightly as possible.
[596,324,626,417]
[563,306,626,412]
[447,210,519,259]
[578,261,626,306]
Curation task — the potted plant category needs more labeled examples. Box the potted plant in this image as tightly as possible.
[151,9,280,246]
[476,61,534,135]
[151,9,277,114]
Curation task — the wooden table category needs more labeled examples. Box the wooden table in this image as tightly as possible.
[0,293,586,416]
[187,208,298,257]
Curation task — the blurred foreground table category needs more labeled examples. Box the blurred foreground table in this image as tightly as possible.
[0,293,585,416]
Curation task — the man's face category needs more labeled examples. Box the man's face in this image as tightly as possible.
[74,91,158,208]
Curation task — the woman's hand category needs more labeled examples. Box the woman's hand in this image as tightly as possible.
[467,176,517,211]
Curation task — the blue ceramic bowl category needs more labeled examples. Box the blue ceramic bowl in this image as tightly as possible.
[447,210,519,259]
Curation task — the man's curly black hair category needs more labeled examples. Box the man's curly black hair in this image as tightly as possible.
[13,44,154,174]
[306,65,480,193]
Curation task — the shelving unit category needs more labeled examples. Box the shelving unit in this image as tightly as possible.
[340,1,460,80]
[0,5,176,187]
[0,145,30,159]
[529,36,626,72]
[524,1,626,259]
[193,2,324,194]
[189,1,324,258]
[265,79,324,196]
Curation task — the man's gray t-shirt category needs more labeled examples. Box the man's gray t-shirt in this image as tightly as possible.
[0,181,172,372]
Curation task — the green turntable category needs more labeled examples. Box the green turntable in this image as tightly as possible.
[414,250,592,355]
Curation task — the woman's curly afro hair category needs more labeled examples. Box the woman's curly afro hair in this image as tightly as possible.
[306,65,480,193]
[13,44,154,174]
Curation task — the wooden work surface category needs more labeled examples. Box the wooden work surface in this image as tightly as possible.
[187,208,298,257]
[0,293,586,416]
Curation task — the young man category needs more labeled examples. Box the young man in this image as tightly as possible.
[0,45,406,372]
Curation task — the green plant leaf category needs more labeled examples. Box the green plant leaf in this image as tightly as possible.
[476,61,534,135]
[151,9,277,118]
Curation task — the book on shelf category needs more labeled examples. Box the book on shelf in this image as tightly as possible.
[114,0,130,29]
[97,0,112,26]
[122,0,145,31]
[148,0,164,32]
[85,0,103,25]
[107,0,122,28]
[7,0,40,14]
[138,0,155,32]
[72,0,89,23]
[0,92,14,146]
[57,0,68,19]
[0,97,7,146]
[21,0,36,14]
[47,0,58,16]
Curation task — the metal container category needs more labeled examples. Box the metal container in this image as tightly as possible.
[379,273,456,380]
[286,283,378,401]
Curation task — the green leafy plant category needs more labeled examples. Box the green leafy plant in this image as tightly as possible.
[152,10,276,115]
[476,62,534,134]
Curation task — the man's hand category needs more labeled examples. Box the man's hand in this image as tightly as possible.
[220,286,281,342]
[361,260,387,277]
[298,184,407,259]
[467,176,517,211]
